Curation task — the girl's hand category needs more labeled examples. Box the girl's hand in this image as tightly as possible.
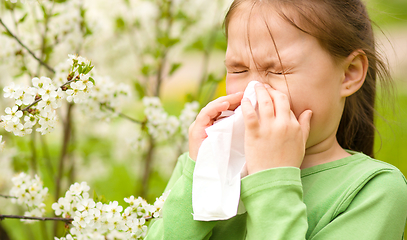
[241,83,312,174]
[188,92,244,161]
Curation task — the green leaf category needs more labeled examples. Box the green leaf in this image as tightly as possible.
[123,0,130,6]
[2,31,13,38]
[84,66,94,75]
[174,10,188,20]
[157,36,180,48]
[4,1,15,10]
[115,16,126,32]
[18,13,28,24]
[41,4,48,19]
[207,73,222,83]
[141,64,151,77]
[213,31,227,52]
[169,62,182,76]
[185,93,196,103]
[133,80,145,100]
[93,190,109,204]
[13,71,25,79]
[89,77,95,85]
[93,190,98,202]
[186,38,205,52]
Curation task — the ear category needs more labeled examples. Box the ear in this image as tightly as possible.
[340,50,368,97]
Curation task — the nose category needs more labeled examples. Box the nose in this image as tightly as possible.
[246,70,271,88]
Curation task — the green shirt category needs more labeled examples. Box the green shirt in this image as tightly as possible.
[146,151,407,239]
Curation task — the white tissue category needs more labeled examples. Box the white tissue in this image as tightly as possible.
[192,81,259,221]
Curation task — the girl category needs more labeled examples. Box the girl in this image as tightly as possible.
[146,0,407,239]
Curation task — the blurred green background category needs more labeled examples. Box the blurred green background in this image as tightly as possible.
[0,0,406,239]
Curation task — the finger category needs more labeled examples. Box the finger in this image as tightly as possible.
[241,97,259,130]
[298,110,313,144]
[195,92,244,124]
[266,85,291,119]
[212,92,244,111]
[255,83,275,119]
[195,101,230,126]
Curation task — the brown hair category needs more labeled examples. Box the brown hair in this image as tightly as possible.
[224,0,393,157]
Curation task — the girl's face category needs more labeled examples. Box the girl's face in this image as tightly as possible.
[225,7,347,151]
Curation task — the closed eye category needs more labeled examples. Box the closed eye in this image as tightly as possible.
[232,70,248,74]
[268,71,284,75]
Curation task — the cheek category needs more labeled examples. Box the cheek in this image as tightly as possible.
[226,75,248,95]
[286,85,321,118]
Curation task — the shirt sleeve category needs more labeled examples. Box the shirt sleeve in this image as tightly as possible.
[145,153,217,240]
[310,169,407,240]
[240,167,308,240]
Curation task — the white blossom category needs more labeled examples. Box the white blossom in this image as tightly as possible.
[32,77,53,90]
[152,190,171,218]
[179,101,200,138]
[143,96,180,141]
[9,172,48,221]
[38,83,57,101]
[1,55,96,137]
[4,119,24,136]
[3,82,20,99]
[3,106,23,123]
[36,110,58,135]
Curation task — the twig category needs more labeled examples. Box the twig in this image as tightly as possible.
[197,20,220,101]
[0,214,153,222]
[0,18,55,74]
[10,8,34,79]
[101,105,144,125]
[55,103,73,200]
[30,129,38,175]
[0,194,17,199]
[40,134,55,182]
[21,98,42,112]
[140,136,154,198]
[37,1,54,76]
[0,214,73,222]
[21,79,75,112]
[53,103,73,236]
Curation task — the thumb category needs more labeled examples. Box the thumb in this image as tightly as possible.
[298,110,313,144]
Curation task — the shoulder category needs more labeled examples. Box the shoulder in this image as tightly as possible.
[350,153,407,189]
[335,153,407,214]
[331,152,407,186]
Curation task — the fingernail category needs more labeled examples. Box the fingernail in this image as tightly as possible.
[235,91,243,95]
[264,84,271,88]
[242,97,249,102]
[255,83,263,87]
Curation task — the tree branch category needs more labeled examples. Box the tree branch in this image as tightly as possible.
[101,105,145,125]
[21,79,76,112]
[37,2,54,76]
[0,214,73,222]
[53,103,73,236]
[0,194,17,199]
[0,214,153,222]
[0,18,55,74]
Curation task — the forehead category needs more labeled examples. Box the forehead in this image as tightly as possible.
[225,3,311,67]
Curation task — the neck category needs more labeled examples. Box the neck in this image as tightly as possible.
[300,135,350,169]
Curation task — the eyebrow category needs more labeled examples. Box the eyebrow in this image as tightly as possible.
[225,58,281,71]
[224,59,248,68]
